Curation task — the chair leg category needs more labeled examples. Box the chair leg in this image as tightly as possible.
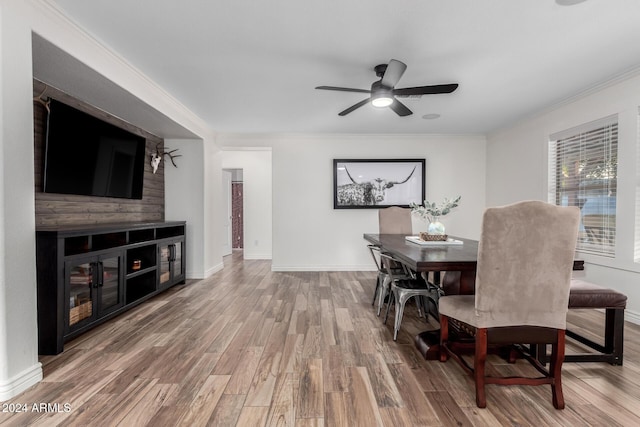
[383,288,394,325]
[377,276,390,316]
[475,328,488,408]
[550,330,566,409]
[425,295,439,323]
[439,315,449,362]
[393,291,408,341]
[372,275,380,306]
[605,308,625,365]
[415,295,424,318]
[421,296,430,320]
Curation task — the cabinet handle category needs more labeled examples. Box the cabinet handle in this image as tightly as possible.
[91,262,98,288]
[169,244,176,262]
[97,262,104,287]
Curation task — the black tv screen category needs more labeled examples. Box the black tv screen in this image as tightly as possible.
[44,100,146,199]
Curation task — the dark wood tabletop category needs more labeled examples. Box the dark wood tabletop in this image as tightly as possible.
[363,233,479,272]
[364,233,584,279]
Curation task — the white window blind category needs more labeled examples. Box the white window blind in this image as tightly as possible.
[548,116,618,256]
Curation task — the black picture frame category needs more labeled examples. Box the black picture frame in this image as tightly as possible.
[333,159,425,209]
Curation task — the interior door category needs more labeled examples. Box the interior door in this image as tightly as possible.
[222,170,232,256]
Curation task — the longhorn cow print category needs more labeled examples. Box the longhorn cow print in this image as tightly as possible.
[336,166,417,206]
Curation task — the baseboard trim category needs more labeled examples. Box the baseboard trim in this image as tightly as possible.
[243,253,272,260]
[0,362,43,401]
[590,308,640,326]
[204,262,224,278]
[186,262,223,280]
[625,308,640,326]
[271,265,377,272]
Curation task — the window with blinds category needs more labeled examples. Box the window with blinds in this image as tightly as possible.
[548,116,618,256]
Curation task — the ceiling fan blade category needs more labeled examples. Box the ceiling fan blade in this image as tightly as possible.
[338,98,370,116]
[393,83,459,97]
[316,86,371,94]
[389,99,412,117]
[380,59,407,88]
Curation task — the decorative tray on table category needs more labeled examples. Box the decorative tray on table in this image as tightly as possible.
[405,236,464,246]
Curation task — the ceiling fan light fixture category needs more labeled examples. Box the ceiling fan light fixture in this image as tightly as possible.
[372,97,393,108]
[371,89,393,108]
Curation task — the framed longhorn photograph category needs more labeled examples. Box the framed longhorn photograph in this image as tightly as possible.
[333,159,425,209]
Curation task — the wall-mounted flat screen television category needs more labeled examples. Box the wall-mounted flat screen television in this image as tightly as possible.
[44,99,146,199]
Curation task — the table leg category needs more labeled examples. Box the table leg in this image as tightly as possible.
[415,330,442,360]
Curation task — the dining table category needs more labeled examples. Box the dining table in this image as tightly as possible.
[364,233,481,293]
[363,233,584,359]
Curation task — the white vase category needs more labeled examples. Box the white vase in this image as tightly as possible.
[427,218,446,235]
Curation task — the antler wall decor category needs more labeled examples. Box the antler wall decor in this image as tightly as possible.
[151,143,182,174]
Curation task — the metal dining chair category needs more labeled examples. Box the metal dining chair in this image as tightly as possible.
[368,245,400,311]
[370,207,414,316]
[380,252,443,341]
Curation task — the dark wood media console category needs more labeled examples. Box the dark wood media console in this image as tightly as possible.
[36,221,186,355]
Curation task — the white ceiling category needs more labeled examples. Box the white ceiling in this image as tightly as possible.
[43,0,640,135]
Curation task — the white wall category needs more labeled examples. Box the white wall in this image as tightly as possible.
[486,71,640,321]
[220,148,273,260]
[0,0,220,400]
[219,134,486,270]
[204,140,224,275]
[165,139,224,278]
[0,1,42,400]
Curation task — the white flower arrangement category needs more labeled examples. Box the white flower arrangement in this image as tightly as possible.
[410,195,461,223]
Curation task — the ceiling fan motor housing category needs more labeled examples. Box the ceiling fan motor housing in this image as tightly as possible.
[371,80,392,93]
[374,64,388,79]
[370,80,394,107]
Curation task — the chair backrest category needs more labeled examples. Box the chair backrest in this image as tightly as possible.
[379,252,411,280]
[367,244,383,272]
[475,201,580,329]
[379,206,412,235]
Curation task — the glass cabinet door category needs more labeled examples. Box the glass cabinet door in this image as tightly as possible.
[66,251,123,331]
[159,240,184,288]
[173,242,183,278]
[159,244,171,286]
[98,254,123,316]
[67,261,95,329]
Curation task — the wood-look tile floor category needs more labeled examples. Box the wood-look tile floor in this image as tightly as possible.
[3,252,640,426]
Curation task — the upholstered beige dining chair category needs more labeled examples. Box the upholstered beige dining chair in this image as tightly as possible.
[378,206,412,235]
[370,207,413,315]
[438,201,580,409]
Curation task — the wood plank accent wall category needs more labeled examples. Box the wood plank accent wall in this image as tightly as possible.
[33,80,165,226]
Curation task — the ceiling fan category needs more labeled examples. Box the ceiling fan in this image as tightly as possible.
[315,59,458,117]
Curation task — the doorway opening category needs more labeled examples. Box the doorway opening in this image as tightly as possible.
[231,174,244,250]
[223,168,243,256]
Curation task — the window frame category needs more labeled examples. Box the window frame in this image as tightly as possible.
[548,115,618,257]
